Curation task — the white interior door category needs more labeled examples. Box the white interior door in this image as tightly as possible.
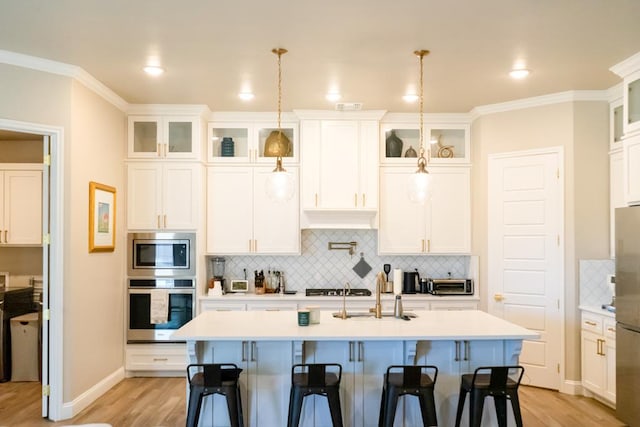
[488,148,563,390]
[41,135,50,417]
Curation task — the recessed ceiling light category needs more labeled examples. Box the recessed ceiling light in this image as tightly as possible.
[403,94,419,103]
[238,92,255,101]
[509,69,530,79]
[326,92,341,102]
[143,65,164,76]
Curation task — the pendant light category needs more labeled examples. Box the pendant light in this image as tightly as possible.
[265,48,295,202]
[407,49,432,204]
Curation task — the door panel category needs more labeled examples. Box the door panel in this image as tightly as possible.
[488,149,562,390]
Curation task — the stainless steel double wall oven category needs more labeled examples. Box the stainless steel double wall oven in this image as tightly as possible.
[127,232,196,343]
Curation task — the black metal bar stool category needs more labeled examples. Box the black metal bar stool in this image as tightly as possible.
[287,363,343,427]
[454,365,525,427]
[186,363,244,427]
[378,364,439,427]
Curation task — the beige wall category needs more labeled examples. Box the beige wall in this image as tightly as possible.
[0,64,126,405]
[471,101,609,383]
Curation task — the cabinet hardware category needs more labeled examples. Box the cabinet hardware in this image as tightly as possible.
[354,193,357,207]
[454,341,460,361]
[349,341,354,362]
[463,340,470,361]
[157,143,161,157]
[494,294,504,302]
[163,214,167,228]
[585,321,597,327]
[421,239,425,252]
[251,341,257,362]
[152,358,168,362]
[427,239,430,252]
[157,215,161,229]
[3,230,7,243]
[315,193,318,207]
[242,341,247,361]
[254,240,257,252]
[362,194,366,206]
[358,341,364,362]
[607,327,616,333]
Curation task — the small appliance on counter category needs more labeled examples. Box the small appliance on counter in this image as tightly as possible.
[208,257,225,296]
[426,278,473,295]
[402,270,419,294]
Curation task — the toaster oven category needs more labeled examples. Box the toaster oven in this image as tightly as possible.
[427,278,473,295]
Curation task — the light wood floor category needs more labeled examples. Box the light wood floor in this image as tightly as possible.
[0,379,627,426]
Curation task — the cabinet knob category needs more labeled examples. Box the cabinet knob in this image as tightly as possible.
[494,294,504,302]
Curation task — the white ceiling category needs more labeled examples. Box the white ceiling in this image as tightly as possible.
[1,0,640,113]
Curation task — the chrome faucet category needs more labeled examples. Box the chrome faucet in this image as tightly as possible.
[339,282,351,320]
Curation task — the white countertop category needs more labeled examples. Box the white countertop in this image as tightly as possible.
[172,309,538,342]
[198,292,479,302]
[579,305,616,318]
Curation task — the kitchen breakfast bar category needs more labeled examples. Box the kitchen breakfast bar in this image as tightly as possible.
[173,310,538,427]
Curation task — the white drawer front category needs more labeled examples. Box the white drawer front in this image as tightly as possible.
[581,313,604,334]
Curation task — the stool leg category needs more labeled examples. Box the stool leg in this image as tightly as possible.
[382,389,399,427]
[494,395,507,427]
[287,387,304,427]
[226,388,240,427]
[236,385,244,427]
[418,390,438,426]
[378,385,387,427]
[454,387,467,427]
[509,391,524,427]
[470,390,486,427]
[327,388,344,427]
[186,387,204,427]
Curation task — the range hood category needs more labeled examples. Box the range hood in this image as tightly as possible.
[300,209,378,230]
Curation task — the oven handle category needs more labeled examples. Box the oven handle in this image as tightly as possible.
[127,288,195,294]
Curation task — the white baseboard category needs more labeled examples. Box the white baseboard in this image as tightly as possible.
[60,367,125,420]
[560,379,582,395]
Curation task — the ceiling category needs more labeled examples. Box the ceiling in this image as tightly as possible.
[1,0,640,114]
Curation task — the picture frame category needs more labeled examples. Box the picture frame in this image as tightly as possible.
[89,181,116,252]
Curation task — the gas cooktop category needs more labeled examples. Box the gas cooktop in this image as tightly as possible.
[305,288,372,297]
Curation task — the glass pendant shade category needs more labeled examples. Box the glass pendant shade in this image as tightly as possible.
[265,164,295,202]
[407,170,432,204]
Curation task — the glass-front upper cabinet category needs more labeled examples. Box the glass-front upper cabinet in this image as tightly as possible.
[380,121,470,164]
[207,121,298,164]
[128,116,200,159]
[611,100,624,149]
[626,72,640,135]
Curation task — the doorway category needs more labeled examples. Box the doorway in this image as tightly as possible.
[0,119,63,421]
[488,147,564,390]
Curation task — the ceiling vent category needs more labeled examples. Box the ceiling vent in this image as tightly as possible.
[335,102,363,111]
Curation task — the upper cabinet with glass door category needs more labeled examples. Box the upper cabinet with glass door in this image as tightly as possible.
[611,52,640,137]
[207,121,298,164]
[610,99,623,150]
[128,116,201,160]
[380,117,470,164]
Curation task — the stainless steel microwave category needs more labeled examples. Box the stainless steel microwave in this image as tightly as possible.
[127,232,196,277]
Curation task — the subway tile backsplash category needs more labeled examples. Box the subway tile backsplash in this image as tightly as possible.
[579,259,615,307]
[210,229,470,292]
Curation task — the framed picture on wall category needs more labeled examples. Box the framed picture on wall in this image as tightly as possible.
[89,181,116,252]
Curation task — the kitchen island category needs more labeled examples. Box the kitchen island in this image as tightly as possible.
[173,309,537,427]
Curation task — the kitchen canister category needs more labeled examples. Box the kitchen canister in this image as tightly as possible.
[393,268,403,295]
[307,306,320,324]
[221,136,235,157]
[297,309,310,326]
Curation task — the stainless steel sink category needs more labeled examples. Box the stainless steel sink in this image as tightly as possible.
[332,311,416,320]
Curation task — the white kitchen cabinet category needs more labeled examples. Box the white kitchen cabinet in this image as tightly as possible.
[0,165,42,245]
[125,343,186,373]
[378,166,471,254]
[610,149,625,257]
[429,301,478,310]
[206,166,300,254]
[300,117,379,212]
[581,310,616,405]
[309,340,404,427]
[623,132,640,205]
[380,121,470,164]
[127,162,200,230]
[128,115,201,159]
[199,300,247,312]
[207,121,298,164]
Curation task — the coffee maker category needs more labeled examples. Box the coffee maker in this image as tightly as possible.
[208,257,226,295]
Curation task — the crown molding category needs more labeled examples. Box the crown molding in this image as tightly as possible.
[127,103,210,116]
[610,50,640,78]
[382,112,472,124]
[470,90,609,120]
[209,111,299,122]
[0,49,128,111]
[607,83,623,104]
